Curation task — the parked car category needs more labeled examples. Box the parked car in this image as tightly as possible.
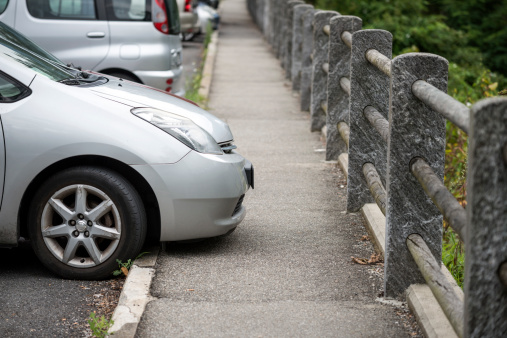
[0,22,253,280]
[0,0,185,95]
[202,0,219,9]
[196,1,220,32]
[177,0,200,41]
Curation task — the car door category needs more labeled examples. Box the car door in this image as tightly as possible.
[14,0,110,70]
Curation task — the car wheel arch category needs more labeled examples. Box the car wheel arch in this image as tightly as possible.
[18,155,161,245]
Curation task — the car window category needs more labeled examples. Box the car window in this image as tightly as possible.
[0,72,31,103]
[0,0,8,15]
[105,0,151,21]
[0,38,74,82]
[27,0,97,20]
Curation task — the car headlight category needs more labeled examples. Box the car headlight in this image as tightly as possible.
[132,108,223,155]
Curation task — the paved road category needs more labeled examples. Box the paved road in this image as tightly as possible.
[136,0,420,337]
[0,242,118,337]
[0,37,205,338]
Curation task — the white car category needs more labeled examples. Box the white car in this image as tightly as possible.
[0,23,253,280]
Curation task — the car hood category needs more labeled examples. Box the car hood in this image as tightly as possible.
[90,77,233,144]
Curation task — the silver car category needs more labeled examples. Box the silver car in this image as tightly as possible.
[0,23,253,279]
[177,0,200,41]
[0,0,185,95]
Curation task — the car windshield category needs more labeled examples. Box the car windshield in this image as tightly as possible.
[0,22,61,64]
[0,37,74,82]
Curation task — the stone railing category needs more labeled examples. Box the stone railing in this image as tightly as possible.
[247,0,507,337]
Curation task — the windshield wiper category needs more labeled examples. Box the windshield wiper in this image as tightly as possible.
[58,78,81,86]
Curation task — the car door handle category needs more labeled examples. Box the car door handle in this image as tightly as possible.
[86,32,106,38]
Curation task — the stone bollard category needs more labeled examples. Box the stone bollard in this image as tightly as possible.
[263,0,271,41]
[256,0,265,31]
[384,53,448,298]
[274,0,287,59]
[325,16,362,161]
[284,1,304,80]
[291,4,313,92]
[300,6,316,112]
[310,11,340,132]
[280,0,291,68]
[346,29,391,212]
[465,97,507,337]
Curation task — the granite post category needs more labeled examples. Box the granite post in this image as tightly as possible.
[256,0,265,31]
[263,0,271,41]
[310,11,339,132]
[325,16,362,161]
[274,0,286,59]
[346,30,391,212]
[291,4,313,91]
[384,53,448,298]
[285,1,304,80]
[300,7,316,112]
[280,0,290,68]
[465,97,507,337]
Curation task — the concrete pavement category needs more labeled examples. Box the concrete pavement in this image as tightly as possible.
[135,0,420,336]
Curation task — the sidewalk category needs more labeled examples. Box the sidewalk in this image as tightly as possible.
[135,0,419,336]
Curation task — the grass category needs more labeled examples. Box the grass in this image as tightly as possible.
[184,23,214,106]
[88,312,113,338]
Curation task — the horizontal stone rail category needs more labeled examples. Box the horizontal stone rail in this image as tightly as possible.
[247,1,507,337]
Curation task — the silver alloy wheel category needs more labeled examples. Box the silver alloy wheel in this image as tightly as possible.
[41,184,121,268]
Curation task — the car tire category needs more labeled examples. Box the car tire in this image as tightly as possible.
[182,32,196,41]
[28,167,147,280]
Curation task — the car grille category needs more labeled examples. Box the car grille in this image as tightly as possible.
[219,142,237,154]
[232,194,245,216]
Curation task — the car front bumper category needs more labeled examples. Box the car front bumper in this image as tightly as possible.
[132,150,252,241]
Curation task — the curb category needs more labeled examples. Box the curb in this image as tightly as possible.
[198,30,219,100]
[108,247,159,338]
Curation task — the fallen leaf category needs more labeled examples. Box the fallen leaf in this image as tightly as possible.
[360,235,370,241]
[351,253,384,265]
[368,253,383,264]
[121,266,129,276]
[351,256,368,265]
